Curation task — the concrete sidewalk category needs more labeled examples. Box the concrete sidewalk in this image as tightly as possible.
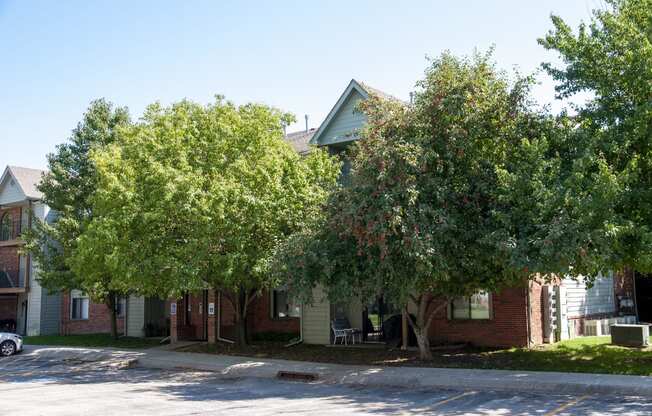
[19,344,652,396]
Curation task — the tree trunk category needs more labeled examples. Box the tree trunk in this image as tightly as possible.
[405,295,448,361]
[107,294,118,340]
[233,287,249,347]
[413,327,432,360]
[234,314,247,347]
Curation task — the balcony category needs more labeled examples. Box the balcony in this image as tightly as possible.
[0,218,26,247]
[0,265,26,294]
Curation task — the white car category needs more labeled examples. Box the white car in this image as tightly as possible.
[0,332,23,356]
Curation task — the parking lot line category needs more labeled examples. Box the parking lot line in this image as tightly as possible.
[430,391,476,408]
[544,394,590,416]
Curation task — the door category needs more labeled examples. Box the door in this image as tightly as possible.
[362,296,400,342]
[636,275,652,323]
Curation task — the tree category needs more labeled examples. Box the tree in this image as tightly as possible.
[23,99,131,339]
[537,0,652,275]
[82,97,340,346]
[276,51,552,359]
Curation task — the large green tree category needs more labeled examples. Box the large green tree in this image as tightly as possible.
[80,97,340,346]
[24,99,131,339]
[537,0,652,274]
[276,52,553,359]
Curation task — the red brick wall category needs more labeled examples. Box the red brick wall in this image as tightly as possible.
[60,291,125,335]
[0,206,22,239]
[528,280,545,345]
[0,246,20,287]
[180,293,206,340]
[0,295,17,321]
[427,286,530,347]
[1,207,25,289]
[218,291,299,339]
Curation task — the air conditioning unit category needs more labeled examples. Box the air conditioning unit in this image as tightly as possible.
[624,315,637,324]
[611,324,650,347]
[584,319,601,336]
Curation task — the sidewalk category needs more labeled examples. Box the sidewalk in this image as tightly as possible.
[21,344,652,396]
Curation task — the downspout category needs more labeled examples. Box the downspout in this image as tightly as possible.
[525,283,532,348]
[284,301,304,347]
[216,291,234,344]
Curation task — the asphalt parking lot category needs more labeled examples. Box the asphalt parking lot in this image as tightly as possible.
[2,353,652,415]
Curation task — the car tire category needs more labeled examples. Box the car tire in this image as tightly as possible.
[0,340,16,356]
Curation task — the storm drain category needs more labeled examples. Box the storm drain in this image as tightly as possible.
[276,370,319,382]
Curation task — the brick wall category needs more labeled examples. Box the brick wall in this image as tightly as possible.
[60,291,125,335]
[427,286,530,347]
[0,245,19,287]
[218,291,299,339]
[528,280,545,345]
[0,206,22,239]
[0,295,17,321]
[176,292,206,340]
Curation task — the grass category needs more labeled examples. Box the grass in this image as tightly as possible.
[180,336,652,376]
[24,333,164,349]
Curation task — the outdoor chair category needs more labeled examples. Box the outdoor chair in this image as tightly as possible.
[331,318,361,345]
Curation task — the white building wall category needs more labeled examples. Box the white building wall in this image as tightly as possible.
[0,176,26,205]
[563,272,615,318]
[26,261,43,336]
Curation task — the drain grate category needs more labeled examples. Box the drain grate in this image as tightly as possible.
[276,370,319,382]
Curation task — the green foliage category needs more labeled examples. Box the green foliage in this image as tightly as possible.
[275,51,555,359]
[538,0,652,274]
[81,97,339,344]
[23,99,131,304]
[279,51,550,305]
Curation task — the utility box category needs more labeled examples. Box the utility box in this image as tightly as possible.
[610,324,650,347]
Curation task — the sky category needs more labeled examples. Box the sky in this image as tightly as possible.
[0,0,601,170]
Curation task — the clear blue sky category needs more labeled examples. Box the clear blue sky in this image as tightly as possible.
[0,0,598,170]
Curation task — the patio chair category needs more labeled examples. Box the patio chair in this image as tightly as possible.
[331,318,361,345]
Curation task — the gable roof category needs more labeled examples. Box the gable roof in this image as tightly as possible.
[309,79,403,146]
[285,128,316,155]
[0,166,46,201]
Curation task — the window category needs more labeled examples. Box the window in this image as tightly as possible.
[71,291,89,320]
[0,213,13,241]
[271,288,300,319]
[451,291,491,320]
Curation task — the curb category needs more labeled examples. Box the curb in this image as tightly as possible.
[134,351,652,397]
[19,345,652,397]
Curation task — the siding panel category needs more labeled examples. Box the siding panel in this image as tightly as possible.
[319,91,367,146]
[39,288,61,335]
[302,285,331,344]
[0,176,26,205]
[127,296,146,337]
[563,273,615,318]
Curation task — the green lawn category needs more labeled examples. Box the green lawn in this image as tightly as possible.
[24,333,163,349]
[182,336,652,376]
[488,336,652,376]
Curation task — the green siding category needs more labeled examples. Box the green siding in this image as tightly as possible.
[318,90,367,147]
